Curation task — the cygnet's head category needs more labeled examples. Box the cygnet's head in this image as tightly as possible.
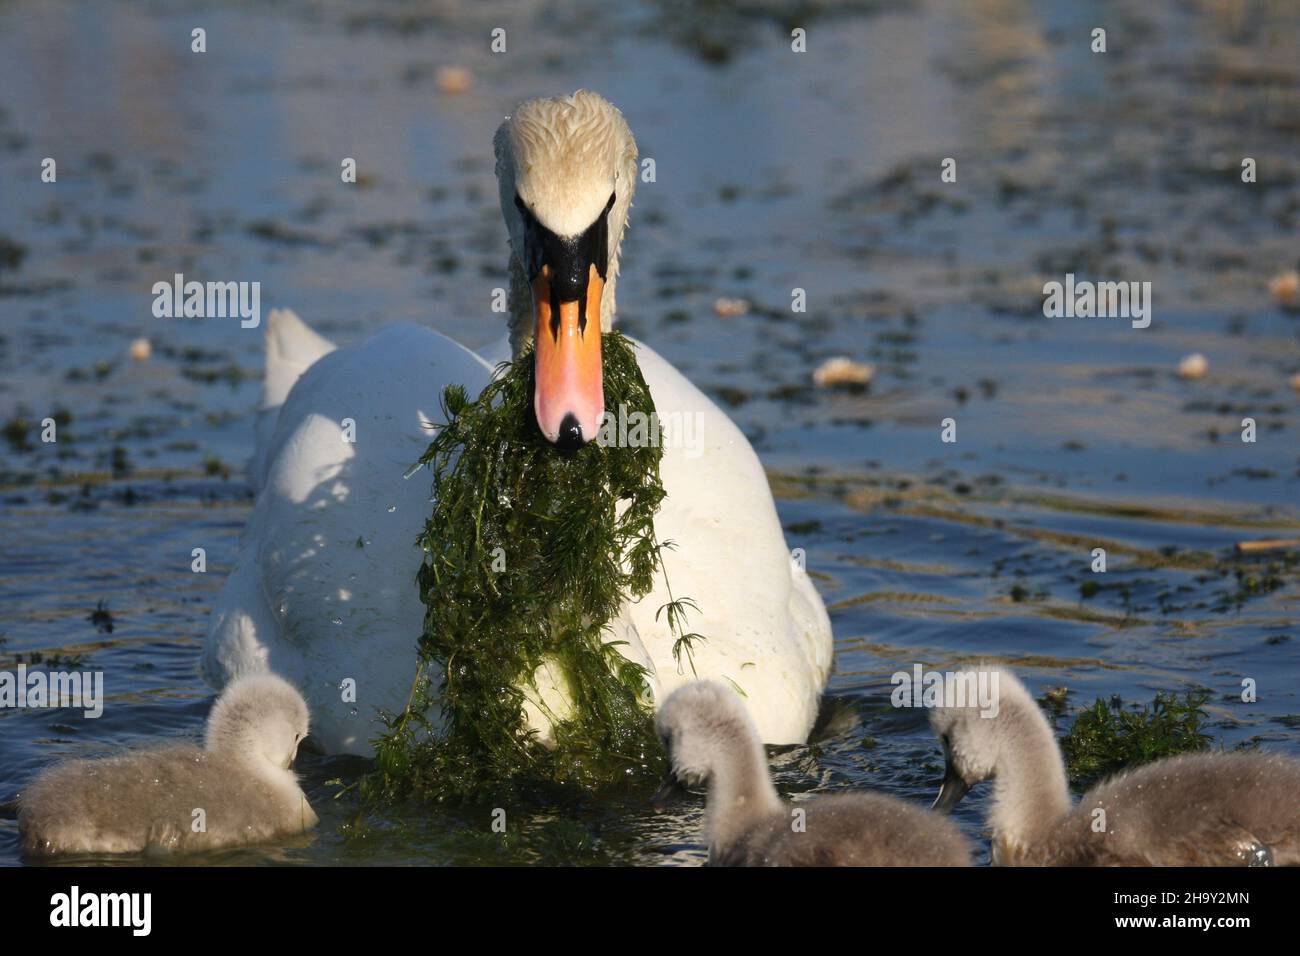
[652,681,759,801]
[928,666,1040,811]
[494,90,639,449]
[205,673,310,770]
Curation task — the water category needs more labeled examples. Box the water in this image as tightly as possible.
[1,0,1297,866]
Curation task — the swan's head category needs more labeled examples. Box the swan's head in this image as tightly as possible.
[651,681,759,802]
[928,666,1035,811]
[495,90,638,449]
[205,673,311,771]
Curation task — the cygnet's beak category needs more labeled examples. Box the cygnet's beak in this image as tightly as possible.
[649,769,688,813]
[931,756,972,813]
[287,733,322,768]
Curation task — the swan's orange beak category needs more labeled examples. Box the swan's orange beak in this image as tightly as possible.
[533,264,604,449]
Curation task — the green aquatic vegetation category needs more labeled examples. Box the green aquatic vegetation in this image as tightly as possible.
[366,331,699,803]
[87,600,114,635]
[1038,685,1070,718]
[3,649,89,669]
[202,455,230,479]
[0,235,26,272]
[2,416,31,452]
[1201,552,1297,614]
[1229,560,1290,598]
[1060,689,1212,789]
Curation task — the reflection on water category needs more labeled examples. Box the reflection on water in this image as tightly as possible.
[1,0,1297,865]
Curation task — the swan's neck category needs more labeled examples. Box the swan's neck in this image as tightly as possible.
[506,253,620,360]
[705,734,784,858]
[988,707,1072,857]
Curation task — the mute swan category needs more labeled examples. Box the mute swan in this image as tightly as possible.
[930,666,1300,866]
[19,674,317,856]
[201,91,833,756]
[653,681,971,866]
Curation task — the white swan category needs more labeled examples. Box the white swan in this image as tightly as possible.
[19,674,316,856]
[201,91,833,756]
[654,682,971,866]
[931,666,1300,866]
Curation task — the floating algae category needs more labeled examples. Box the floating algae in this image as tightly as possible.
[1060,690,1212,789]
[367,331,701,802]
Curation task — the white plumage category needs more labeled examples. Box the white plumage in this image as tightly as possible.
[201,91,833,755]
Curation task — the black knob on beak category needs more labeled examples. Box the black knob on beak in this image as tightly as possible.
[549,252,588,303]
[555,413,585,450]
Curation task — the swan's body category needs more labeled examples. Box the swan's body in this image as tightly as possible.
[655,682,971,866]
[931,667,1300,866]
[19,674,316,857]
[201,92,832,755]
